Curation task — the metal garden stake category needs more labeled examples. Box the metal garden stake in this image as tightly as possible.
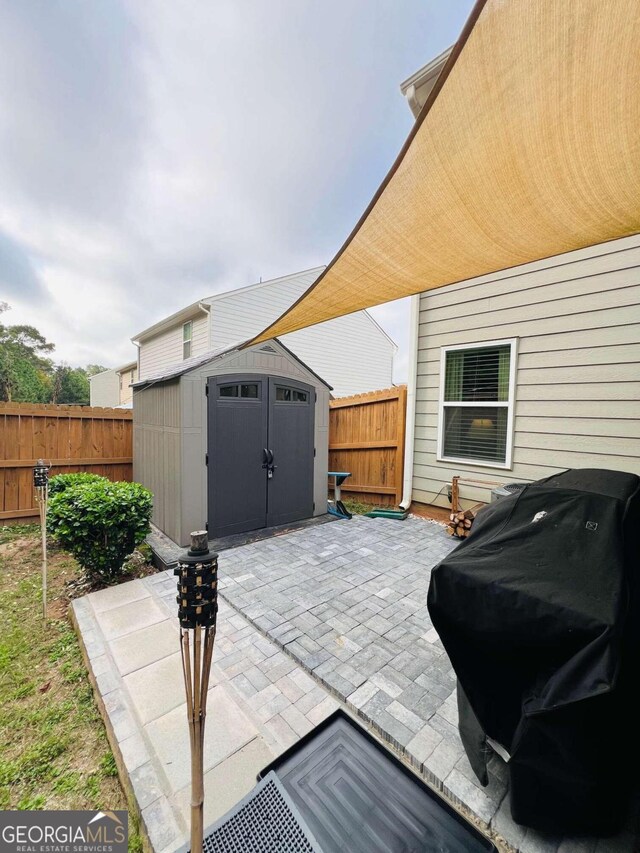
[174,530,218,853]
[33,460,50,620]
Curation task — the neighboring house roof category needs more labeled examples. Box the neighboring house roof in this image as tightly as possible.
[88,368,116,382]
[131,338,333,391]
[356,308,397,352]
[400,46,452,118]
[202,266,326,306]
[88,361,137,381]
[132,301,211,344]
[130,266,396,351]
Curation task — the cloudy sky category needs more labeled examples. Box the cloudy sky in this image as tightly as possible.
[0,0,473,381]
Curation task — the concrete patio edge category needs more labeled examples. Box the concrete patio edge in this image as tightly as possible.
[69,575,346,853]
[70,597,161,853]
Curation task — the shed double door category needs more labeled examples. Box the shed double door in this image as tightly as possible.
[207,374,315,538]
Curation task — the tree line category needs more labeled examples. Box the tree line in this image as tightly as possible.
[0,302,106,404]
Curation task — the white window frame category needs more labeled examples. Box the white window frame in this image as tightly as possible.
[436,337,518,470]
[182,321,193,360]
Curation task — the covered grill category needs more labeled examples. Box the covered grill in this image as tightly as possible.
[427,469,640,835]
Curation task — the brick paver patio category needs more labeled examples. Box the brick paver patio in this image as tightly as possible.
[217,515,637,853]
[74,515,637,853]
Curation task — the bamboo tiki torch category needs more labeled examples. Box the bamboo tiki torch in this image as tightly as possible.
[33,460,50,620]
[174,530,218,853]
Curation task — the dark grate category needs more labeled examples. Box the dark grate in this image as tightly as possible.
[199,773,322,853]
[503,482,526,493]
[259,711,497,852]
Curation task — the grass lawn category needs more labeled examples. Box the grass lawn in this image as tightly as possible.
[0,524,143,852]
[341,497,380,515]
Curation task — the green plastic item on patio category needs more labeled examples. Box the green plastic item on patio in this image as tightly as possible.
[364,509,408,520]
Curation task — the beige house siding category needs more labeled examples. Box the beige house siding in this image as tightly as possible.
[413,234,640,510]
[138,312,209,380]
[118,366,138,406]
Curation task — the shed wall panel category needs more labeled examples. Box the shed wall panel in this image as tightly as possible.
[133,381,182,543]
[413,234,640,510]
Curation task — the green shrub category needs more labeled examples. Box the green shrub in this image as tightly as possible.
[48,473,108,496]
[47,481,153,580]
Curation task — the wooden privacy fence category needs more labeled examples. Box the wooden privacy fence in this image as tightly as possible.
[0,403,133,523]
[329,386,407,506]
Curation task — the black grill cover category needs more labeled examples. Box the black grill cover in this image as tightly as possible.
[427,469,640,835]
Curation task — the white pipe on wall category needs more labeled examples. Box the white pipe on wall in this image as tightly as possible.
[400,294,421,510]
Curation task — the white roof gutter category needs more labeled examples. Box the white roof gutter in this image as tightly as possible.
[399,46,453,119]
[399,294,420,510]
[131,301,210,345]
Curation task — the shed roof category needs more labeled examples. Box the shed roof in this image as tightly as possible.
[132,339,333,391]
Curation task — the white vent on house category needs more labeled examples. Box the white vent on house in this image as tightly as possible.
[259,345,277,353]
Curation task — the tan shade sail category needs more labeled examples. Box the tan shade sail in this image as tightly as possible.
[250,0,640,345]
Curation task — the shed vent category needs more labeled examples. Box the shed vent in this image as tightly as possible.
[259,344,277,353]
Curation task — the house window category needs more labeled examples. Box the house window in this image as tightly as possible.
[183,321,192,359]
[437,339,517,468]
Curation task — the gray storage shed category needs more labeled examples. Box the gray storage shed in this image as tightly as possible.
[132,339,331,547]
